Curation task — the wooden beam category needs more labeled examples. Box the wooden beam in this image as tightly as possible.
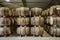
[0,3,4,7]
[46,0,54,8]
[22,0,27,7]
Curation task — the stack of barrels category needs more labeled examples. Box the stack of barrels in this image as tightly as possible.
[0,7,14,36]
[0,7,45,37]
[15,7,30,36]
[0,5,60,37]
[42,5,60,37]
[31,7,44,36]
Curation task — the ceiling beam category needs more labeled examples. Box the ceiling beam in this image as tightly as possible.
[22,0,27,7]
[0,3,4,7]
[0,2,49,3]
[45,0,53,9]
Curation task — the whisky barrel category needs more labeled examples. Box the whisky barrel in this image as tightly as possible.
[0,7,13,16]
[16,17,29,25]
[31,7,42,16]
[16,26,29,35]
[49,25,60,36]
[31,26,44,36]
[46,16,60,26]
[15,7,29,16]
[0,27,4,35]
[31,16,44,25]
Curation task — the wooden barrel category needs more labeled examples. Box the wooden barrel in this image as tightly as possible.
[42,9,50,16]
[3,26,11,36]
[6,27,11,35]
[56,17,60,26]
[39,26,44,36]
[34,26,40,35]
[31,16,44,25]
[0,26,11,36]
[49,25,60,36]
[16,17,29,25]
[46,16,60,26]
[0,27,4,35]
[0,7,13,16]
[15,7,29,16]
[50,5,60,16]
[55,5,60,16]
[46,16,53,25]
[24,17,29,25]
[0,17,12,26]
[0,17,6,26]
[31,26,40,36]
[25,26,29,35]
[42,5,60,16]
[4,7,12,16]
[5,18,11,25]
[31,16,40,25]
[16,26,29,36]
[31,7,42,16]
[0,7,4,16]
[42,10,46,16]
[16,17,25,25]
[39,16,44,25]
[31,26,44,36]
[42,11,45,16]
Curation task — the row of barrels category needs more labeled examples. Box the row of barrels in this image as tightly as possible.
[0,7,14,17]
[0,7,42,17]
[42,5,60,16]
[31,16,44,25]
[45,16,60,26]
[0,26,11,36]
[0,18,11,26]
[0,26,44,36]
[44,25,60,36]
[17,26,44,36]
[0,5,60,17]
[1,25,60,37]
[0,16,44,26]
